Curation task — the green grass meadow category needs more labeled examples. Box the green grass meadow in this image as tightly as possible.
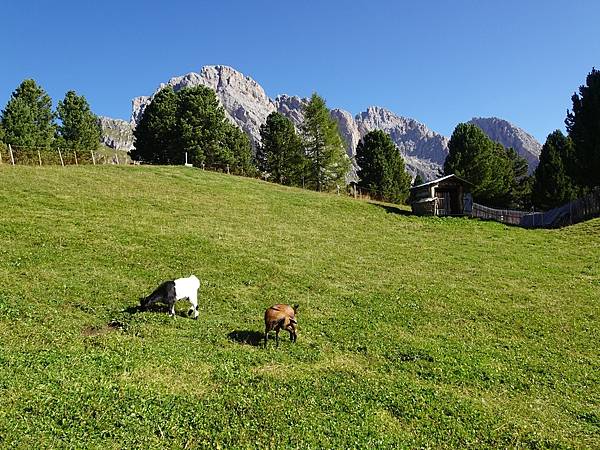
[0,165,598,448]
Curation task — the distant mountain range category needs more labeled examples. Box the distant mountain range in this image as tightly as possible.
[100,65,542,180]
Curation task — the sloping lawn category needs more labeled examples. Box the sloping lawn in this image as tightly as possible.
[0,165,598,448]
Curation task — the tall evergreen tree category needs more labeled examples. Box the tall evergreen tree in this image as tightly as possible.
[413,173,425,186]
[56,91,101,151]
[223,123,255,175]
[506,147,532,209]
[176,85,232,168]
[258,112,307,185]
[444,123,520,208]
[565,68,600,189]
[0,79,55,148]
[488,142,515,207]
[444,123,495,203]
[532,130,576,210]
[301,93,350,191]
[355,130,411,203]
[130,87,179,163]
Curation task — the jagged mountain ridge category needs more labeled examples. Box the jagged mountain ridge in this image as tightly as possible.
[121,65,540,180]
[467,117,542,173]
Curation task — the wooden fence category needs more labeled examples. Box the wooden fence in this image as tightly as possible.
[472,188,600,228]
[471,203,532,226]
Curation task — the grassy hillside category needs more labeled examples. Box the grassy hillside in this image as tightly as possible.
[0,165,598,448]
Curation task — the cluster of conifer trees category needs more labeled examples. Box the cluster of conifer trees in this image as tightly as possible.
[0,80,101,153]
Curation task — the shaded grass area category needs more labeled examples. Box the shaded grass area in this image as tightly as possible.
[0,165,598,448]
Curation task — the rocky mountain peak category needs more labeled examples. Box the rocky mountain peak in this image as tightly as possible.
[468,117,542,172]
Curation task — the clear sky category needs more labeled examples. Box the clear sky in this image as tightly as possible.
[1,0,598,142]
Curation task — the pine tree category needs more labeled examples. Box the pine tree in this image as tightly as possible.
[56,91,101,151]
[444,123,521,208]
[301,93,350,191]
[532,130,576,210]
[444,123,495,203]
[484,142,514,207]
[1,79,55,148]
[131,85,257,174]
[130,87,179,163]
[223,123,255,176]
[506,147,532,209]
[259,112,307,185]
[356,130,411,203]
[565,68,600,190]
[413,173,424,186]
[176,85,231,168]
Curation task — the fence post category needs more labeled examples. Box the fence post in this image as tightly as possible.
[226,164,230,175]
[91,150,96,165]
[74,150,78,165]
[115,152,119,165]
[0,146,2,164]
[9,144,15,165]
[58,147,64,166]
[38,149,42,166]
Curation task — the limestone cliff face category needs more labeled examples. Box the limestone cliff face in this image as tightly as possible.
[274,95,307,128]
[468,117,542,173]
[98,116,134,151]
[330,108,361,158]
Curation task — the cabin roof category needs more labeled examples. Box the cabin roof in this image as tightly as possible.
[410,174,473,190]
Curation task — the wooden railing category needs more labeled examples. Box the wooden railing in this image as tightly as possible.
[472,188,600,228]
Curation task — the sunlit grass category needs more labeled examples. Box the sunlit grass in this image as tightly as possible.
[0,165,598,448]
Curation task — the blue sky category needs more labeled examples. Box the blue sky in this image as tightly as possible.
[1,0,598,142]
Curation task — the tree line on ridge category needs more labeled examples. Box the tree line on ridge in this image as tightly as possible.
[1,68,599,210]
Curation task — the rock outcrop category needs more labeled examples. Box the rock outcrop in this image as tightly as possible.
[330,109,361,158]
[468,117,542,173]
[274,95,307,127]
[98,116,134,151]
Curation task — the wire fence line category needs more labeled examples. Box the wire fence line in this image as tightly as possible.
[0,143,132,166]
[4,143,599,228]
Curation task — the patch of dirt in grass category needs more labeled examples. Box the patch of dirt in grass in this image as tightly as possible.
[82,321,123,337]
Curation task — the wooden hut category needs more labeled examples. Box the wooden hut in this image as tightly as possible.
[410,174,473,216]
